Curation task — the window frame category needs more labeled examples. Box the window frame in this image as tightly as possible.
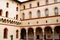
[54,7,58,15]
[4,28,8,39]
[29,11,32,19]
[6,11,8,17]
[37,10,40,17]
[45,9,49,16]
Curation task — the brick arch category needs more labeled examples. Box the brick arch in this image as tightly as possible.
[36,27,43,39]
[36,27,42,33]
[21,28,26,39]
[54,26,60,34]
[28,28,34,40]
[44,26,52,34]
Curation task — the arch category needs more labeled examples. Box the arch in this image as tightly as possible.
[36,27,43,40]
[54,7,58,15]
[16,30,19,38]
[54,26,60,40]
[44,26,52,34]
[21,28,26,39]
[45,8,49,16]
[36,27,42,33]
[4,28,8,38]
[54,26,60,34]
[28,28,34,40]
[44,26,53,40]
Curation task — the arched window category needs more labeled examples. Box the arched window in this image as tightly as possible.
[54,7,58,15]
[16,14,18,20]
[23,5,25,9]
[45,9,49,16]
[23,13,25,19]
[54,0,57,3]
[29,11,32,19]
[4,28,8,38]
[30,4,32,8]
[16,30,18,38]
[6,11,8,17]
[16,7,18,11]
[0,9,2,16]
[46,0,48,4]
[37,2,39,7]
[37,10,40,17]
[6,2,9,8]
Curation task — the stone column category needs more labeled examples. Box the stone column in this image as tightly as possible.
[34,29,36,40]
[52,29,54,40]
[43,29,44,40]
[26,29,28,40]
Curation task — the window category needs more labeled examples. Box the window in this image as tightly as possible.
[46,0,48,4]
[37,10,40,17]
[16,7,18,11]
[37,2,39,7]
[29,11,32,19]
[6,2,9,8]
[54,7,58,15]
[0,9,2,16]
[16,30,18,38]
[30,4,32,8]
[54,0,57,3]
[16,14,18,20]
[45,9,49,16]
[6,11,8,17]
[4,28,8,38]
[23,5,25,9]
[23,13,25,19]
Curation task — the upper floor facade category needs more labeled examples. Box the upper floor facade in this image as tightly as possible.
[0,0,60,27]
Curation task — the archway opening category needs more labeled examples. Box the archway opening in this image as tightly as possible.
[36,27,42,40]
[44,26,52,40]
[54,26,60,40]
[28,28,34,40]
[21,28,26,40]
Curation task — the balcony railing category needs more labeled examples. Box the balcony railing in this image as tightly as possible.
[0,16,21,26]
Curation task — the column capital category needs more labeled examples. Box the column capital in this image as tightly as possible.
[52,29,54,32]
[42,29,44,33]
[26,29,28,33]
[34,28,36,32]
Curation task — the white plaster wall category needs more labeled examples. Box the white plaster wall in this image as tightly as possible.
[0,24,20,40]
[0,0,20,20]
